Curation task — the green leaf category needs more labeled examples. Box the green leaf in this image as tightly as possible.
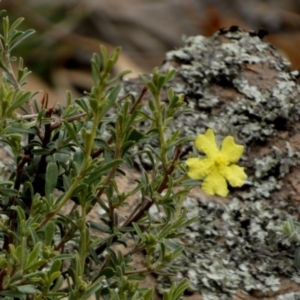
[82,277,104,300]
[132,223,145,241]
[73,149,84,167]
[49,260,62,275]
[99,85,122,119]
[181,179,202,186]
[99,267,115,279]
[72,183,88,197]
[84,159,123,185]
[142,289,153,300]
[0,10,6,19]
[9,270,23,283]
[24,259,48,271]
[28,227,39,246]
[0,180,13,186]
[16,284,37,294]
[6,125,36,135]
[91,53,101,85]
[171,279,190,300]
[50,274,64,292]
[0,289,24,297]
[89,221,111,233]
[12,205,26,221]
[63,120,82,148]
[31,148,51,155]
[63,174,71,192]
[89,96,99,114]
[157,223,173,240]
[127,128,145,143]
[22,271,45,280]
[108,69,132,84]
[49,271,61,284]
[96,198,110,213]
[0,187,18,196]
[7,90,31,114]
[75,98,90,114]
[10,29,35,51]
[8,17,24,33]
[51,254,73,261]
[45,162,58,199]
[45,221,56,246]
[94,137,110,151]
[24,242,42,270]
[109,288,120,300]
[2,16,10,40]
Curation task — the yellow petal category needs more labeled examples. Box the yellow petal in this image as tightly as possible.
[220,136,244,163]
[186,157,214,179]
[195,129,219,158]
[202,169,229,197]
[220,164,247,187]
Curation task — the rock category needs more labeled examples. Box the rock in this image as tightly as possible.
[122,28,300,299]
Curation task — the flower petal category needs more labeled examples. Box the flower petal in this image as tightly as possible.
[220,136,244,163]
[186,157,214,179]
[195,129,219,158]
[220,164,247,187]
[202,169,229,197]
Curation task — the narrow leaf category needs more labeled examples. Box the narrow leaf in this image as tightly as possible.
[45,162,58,199]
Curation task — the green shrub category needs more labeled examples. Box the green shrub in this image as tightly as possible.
[0,11,196,300]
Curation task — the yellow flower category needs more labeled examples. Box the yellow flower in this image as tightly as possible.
[186,129,247,197]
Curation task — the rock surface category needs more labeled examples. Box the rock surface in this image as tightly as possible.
[122,28,300,299]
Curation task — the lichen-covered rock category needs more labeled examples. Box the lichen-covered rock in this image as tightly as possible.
[123,28,300,299]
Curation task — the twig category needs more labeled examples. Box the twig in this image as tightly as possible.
[129,86,148,114]
[123,146,182,227]
[125,268,150,275]
[93,146,182,257]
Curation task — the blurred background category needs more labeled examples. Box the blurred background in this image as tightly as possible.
[2,0,300,104]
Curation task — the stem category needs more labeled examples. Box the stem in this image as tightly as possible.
[125,268,150,275]
[48,113,88,131]
[154,93,168,170]
[175,195,185,219]
[122,201,143,227]
[38,177,81,229]
[55,230,72,251]
[79,204,87,277]
[126,244,146,257]
[129,86,148,114]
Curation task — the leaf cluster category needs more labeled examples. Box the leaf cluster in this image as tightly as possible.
[0,12,197,300]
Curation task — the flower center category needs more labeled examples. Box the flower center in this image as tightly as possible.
[215,155,228,167]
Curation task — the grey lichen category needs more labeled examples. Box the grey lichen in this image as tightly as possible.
[156,196,295,299]
[163,31,300,139]
[147,28,300,298]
